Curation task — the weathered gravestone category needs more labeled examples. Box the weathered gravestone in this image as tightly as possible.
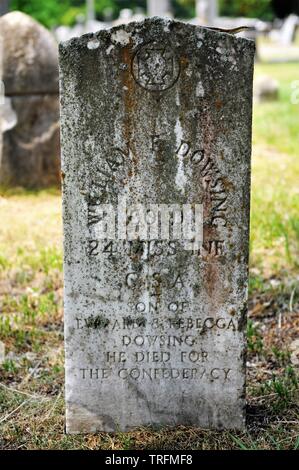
[60,18,255,433]
[0,12,60,188]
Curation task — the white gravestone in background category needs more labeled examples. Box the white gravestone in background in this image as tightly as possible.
[147,0,172,17]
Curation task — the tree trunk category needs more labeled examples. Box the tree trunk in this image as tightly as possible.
[0,0,10,16]
[147,0,172,17]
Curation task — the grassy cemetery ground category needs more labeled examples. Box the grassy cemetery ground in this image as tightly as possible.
[0,62,299,450]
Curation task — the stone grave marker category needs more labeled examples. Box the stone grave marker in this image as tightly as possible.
[59,18,255,433]
[0,12,60,188]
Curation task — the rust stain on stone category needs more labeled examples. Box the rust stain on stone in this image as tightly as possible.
[180,56,189,71]
[120,44,139,173]
[203,260,218,301]
[215,99,223,110]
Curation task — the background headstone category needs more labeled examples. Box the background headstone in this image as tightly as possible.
[254,76,279,102]
[279,14,299,45]
[0,12,60,188]
[60,18,255,433]
[147,0,172,18]
[86,0,95,23]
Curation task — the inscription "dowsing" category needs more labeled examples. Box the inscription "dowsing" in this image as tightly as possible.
[176,140,228,227]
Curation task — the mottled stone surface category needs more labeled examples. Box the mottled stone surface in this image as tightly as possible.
[60,18,255,433]
[0,12,60,188]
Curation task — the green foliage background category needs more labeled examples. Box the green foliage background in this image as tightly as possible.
[10,0,274,28]
[219,0,274,21]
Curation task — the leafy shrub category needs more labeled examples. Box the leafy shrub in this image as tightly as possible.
[219,0,274,21]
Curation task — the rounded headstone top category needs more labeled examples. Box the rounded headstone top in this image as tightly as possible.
[0,11,59,95]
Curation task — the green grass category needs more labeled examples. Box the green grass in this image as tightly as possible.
[251,62,299,276]
[253,63,299,156]
[0,62,298,449]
